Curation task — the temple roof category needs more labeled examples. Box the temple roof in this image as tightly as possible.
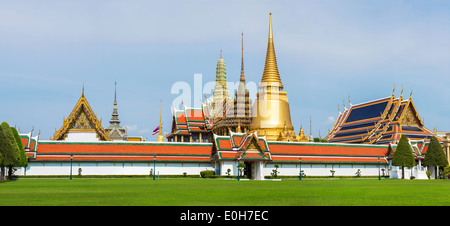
[267,141,389,164]
[20,130,39,159]
[211,131,271,162]
[168,102,212,137]
[386,138,430,159]
[35,141,212,163]
[326,91,435,144]
[52,86,110,141]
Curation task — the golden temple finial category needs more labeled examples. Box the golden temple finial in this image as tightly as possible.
[82,83,85,97]
[410,88,413,99]
[260,12,283,89]
[400,84,403,99]
[157,100,164,142]
[392,83,395,97]
[269,13,273,39]
[348,95,351,106]
[220,49,222,59]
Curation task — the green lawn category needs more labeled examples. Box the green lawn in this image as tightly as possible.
[0,178,449,206]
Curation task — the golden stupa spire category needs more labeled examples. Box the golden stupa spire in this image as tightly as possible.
[261,13,283,90]
[157,100,164,142]
[250,13,295,141]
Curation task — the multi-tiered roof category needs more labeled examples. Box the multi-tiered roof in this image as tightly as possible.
[326,90,436,144]
[211,132,271,162]
[167,101,213,140]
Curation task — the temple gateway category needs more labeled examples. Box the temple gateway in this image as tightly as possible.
[13,14,448,180]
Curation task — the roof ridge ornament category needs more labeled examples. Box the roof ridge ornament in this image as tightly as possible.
[392,83,395,97]
[400,84,403,99]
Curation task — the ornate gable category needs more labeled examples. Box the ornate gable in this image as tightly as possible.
[211,132,271,162]
[52,88,110,141]
[238,133,271,161]
[399,100,424,127]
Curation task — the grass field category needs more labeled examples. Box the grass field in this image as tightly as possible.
[0,178,449,206]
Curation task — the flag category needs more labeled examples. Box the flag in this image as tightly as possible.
[152,125,160,135]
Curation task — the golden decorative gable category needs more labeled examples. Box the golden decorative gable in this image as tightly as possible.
[52,89,110,141]
[246,139,259,152]
[402,107,420,126]
[399,100,424,127]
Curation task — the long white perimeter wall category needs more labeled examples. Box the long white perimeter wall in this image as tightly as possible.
[17,162,214,176]
[217,162,388,177]
[15,162,388,177]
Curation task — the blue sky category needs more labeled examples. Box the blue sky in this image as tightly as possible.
[1,0,449,140]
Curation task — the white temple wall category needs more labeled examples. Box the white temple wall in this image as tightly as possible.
[15,161,390,178]
[264,163,388,177]
[65,132,100,142]
[17,162,214,176]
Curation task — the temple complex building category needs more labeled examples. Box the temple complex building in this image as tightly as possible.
[442,133,450,166]
[326,88,437,144]
[211,50,230,116]
[211,33,252,136]
[9,13,448,180]
[166,103,213,143]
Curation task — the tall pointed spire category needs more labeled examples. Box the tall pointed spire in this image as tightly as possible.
[106,81,127,141]
[250,13,294,141]
[235,32,250,118]
[261,13,283,90]
[213,49,229,115]
[238,32,247,92]
[157,100,164,142]
[114,81,117,105]
[109,81,120,125]
[240,32,246,83]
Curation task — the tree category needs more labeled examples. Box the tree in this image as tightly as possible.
[0,122,19,180]
[10,127,28,178]
[392,135,415,179]
[238,162,246,177]
[271,164,279,178]
[314,137,328,143]
[423,136,449,179]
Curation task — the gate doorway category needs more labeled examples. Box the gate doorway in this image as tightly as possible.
[244,162,253,179]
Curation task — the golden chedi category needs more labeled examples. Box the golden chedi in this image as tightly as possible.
[250,13,297,141]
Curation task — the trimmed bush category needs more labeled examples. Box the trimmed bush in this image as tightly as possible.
[200,170,215,178]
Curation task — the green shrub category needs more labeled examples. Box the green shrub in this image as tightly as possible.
[200,170,215,178]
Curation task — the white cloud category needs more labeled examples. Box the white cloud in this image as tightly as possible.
[138,129,151,134]
[325,116,336,125]
[124,124,138,132]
